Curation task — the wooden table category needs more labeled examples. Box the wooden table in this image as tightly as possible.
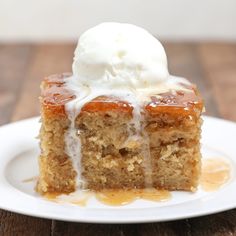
[0,43,236,235]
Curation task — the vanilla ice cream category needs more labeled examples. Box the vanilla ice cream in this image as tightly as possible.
[72,22,169,90]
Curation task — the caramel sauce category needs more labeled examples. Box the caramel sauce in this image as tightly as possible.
[80,96,133,113]
[65,194,92,207]
[69,198,89,207]
[43,189,171,206]
[43,192,61,201]
[41,74,203,116]
[95,189,138,206]
[95,189,171,206]
[40,158,231,206]
[43,191,92,206]
[137,189,171,201]
[200,158,231,191]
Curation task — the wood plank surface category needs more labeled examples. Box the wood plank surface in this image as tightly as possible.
[0,44,52,236]
[164,42,220,117]
[11,44,74,121]
[0,42,236,236]
[197,43,236,121]
[0,44,32,125]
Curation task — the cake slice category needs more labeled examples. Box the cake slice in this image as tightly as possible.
[37,73,203,194]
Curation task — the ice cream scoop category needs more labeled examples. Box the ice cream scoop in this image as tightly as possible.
[72,22,169,90]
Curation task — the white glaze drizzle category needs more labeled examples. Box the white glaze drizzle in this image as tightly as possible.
[64,75,191,188]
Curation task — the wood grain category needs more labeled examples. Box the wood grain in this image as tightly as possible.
[197,43,236,121]
[51,220,192,236]
[0,44,52,236]
[11,44,74,121]
[189,210,236,236]
[0,42,236,236]
[0,44,32,125]
[164,42,220,117]
[0,212,51,236]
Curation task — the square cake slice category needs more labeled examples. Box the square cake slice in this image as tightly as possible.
[37,73,203,194]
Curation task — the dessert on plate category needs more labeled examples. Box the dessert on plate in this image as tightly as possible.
[36,22,203,195]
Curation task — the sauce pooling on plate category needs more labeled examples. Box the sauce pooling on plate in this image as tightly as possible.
[42,189,171,206]
[24,157,232,206]
[200,158,231,191]
[95,189,171,206]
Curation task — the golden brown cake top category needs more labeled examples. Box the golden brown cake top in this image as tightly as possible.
[40,73,203,118]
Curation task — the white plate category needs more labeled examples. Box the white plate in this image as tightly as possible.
[0,116,236,223]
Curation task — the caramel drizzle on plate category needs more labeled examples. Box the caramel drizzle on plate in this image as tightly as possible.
[26,157,231,206]
[200,158,231,191]
[95,189,171,206]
